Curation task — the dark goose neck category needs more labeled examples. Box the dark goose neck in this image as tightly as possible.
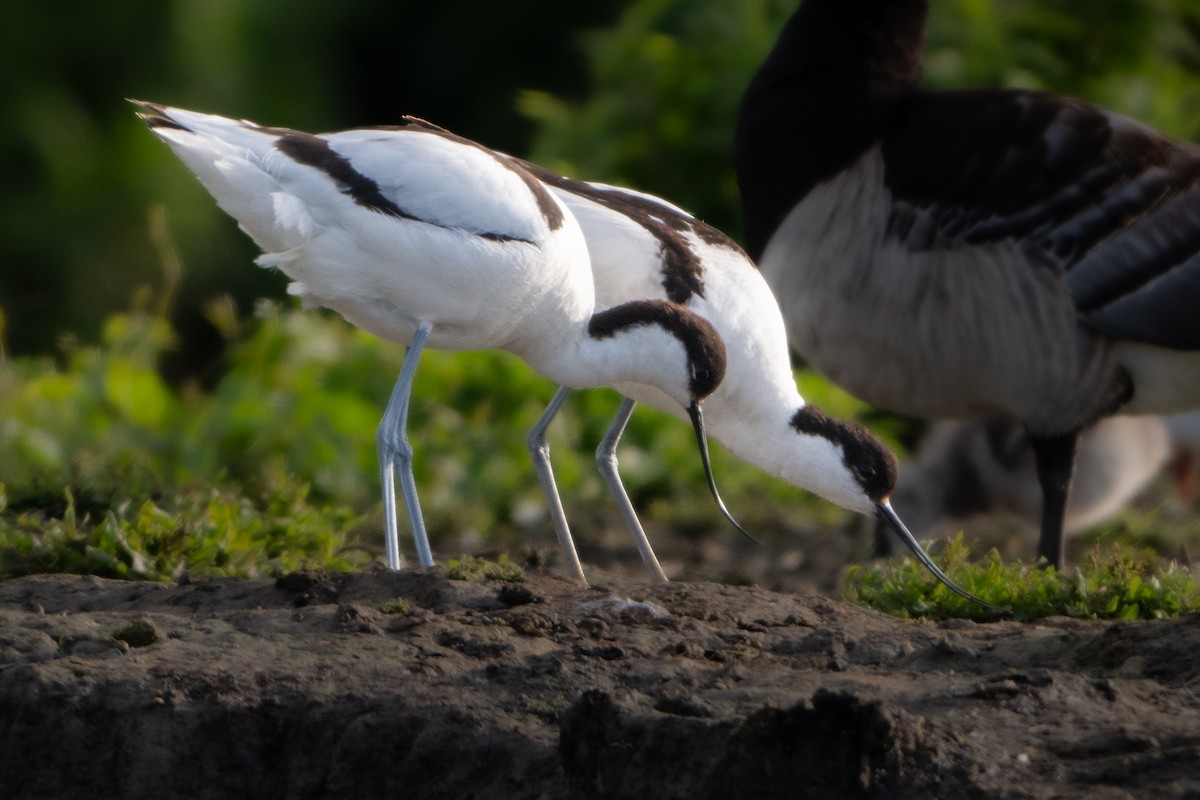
[736,0,930,259]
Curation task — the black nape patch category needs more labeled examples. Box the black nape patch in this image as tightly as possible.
[588,300,726,399]
[276,132,417,221]
[789,405,898,500]
[517,160,749,304]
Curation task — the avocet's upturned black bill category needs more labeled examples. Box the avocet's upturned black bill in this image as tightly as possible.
[876,502,1005,612]
[136,101,737,585]
[736,0,1200,568]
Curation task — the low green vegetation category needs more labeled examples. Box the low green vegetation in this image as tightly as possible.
[844,535,1200,622]
[0,481,364,582]
[379,597,414,616]
[444,555,525,583]
[3,290,1199,625]
[111,619,160,648]
[0,285,852,583]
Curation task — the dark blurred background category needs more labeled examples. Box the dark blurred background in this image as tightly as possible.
[3,0,1199,377]
[0,0,625,379]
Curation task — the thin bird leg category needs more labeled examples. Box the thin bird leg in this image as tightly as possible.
[596,397,669,583]
[526,386,588,584]
[1030,430,1080,569]
[378,321,434,570]
[686,403,762,546]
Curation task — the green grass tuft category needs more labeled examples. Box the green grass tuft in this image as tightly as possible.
[0,481,368,581]
[379,597,414,616]
[444,554,525,582]
[844,534,1200,622]
[112,619,160,648]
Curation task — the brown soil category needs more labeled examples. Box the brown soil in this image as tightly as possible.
[3,564,1200,799]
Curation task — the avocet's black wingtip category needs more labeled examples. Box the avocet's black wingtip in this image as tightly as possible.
[876,502,1010,615]
[128,99,190,132]
[687,403,763,547]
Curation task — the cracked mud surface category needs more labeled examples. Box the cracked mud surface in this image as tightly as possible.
[2,568,1199,799]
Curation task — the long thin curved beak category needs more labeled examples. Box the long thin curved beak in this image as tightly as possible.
[876,502,1007,612]
[687,402,760,545]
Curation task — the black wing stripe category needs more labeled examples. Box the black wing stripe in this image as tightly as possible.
[275,132,419,221]
[274,130,537,244]
[516,159,750,304]
[355,120,567,234]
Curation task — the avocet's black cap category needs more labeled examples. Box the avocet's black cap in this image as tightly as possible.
[789,404,898,500]
[588,300,726,400]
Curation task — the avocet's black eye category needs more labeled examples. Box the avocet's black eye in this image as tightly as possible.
[853,464,877,483]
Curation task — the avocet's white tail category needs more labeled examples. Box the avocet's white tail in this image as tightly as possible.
[133,100,295,254]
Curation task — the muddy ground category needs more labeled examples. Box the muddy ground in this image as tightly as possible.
[2,555,1199,800]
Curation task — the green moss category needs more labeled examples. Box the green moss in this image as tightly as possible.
[444,554,525,582]
[112,619,160,648]
[379,597,414,616]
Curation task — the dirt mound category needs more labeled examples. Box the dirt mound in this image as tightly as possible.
[2,568,1199,799]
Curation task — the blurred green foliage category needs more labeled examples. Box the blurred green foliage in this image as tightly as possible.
[2,0,1199,592]
[1,0,624,364]
[5,0,1199,365]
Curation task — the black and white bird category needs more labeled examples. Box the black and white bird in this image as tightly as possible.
[465,141,993,605]
[137,102,737,584]
[880,415,1172,555]
[736,0,1200,567]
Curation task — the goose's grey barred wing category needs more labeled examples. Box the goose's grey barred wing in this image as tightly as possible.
[881,89,1200,350]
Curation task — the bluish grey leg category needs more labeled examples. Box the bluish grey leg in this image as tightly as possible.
[526,386,587,583]
[596,397,668,583]
[379,321,433,570]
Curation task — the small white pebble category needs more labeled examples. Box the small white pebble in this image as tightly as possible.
[1016,753,1031,765]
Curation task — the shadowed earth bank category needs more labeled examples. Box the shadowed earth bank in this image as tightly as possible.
[2,569,1199,799]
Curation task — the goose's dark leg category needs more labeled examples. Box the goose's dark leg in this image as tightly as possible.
[527,386,588,583]
[1030,430,1080,568]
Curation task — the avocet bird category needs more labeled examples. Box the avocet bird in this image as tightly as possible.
[347,119,992,604]
[136,101,739,584]
[880,415,1172,555]
[736,0,1200,567]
